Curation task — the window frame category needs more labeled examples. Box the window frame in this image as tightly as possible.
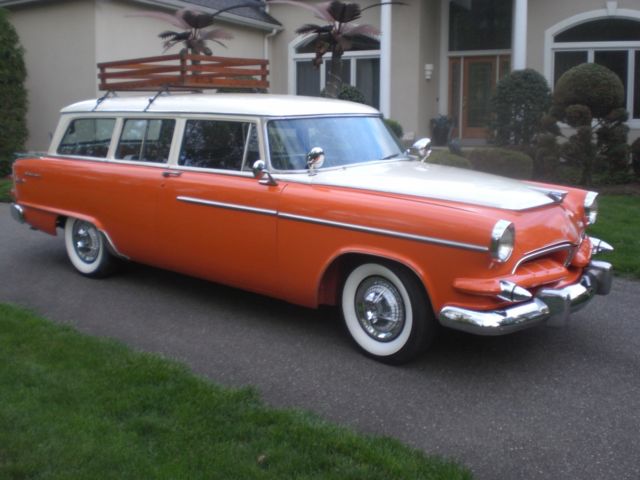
[544,9,640,127]
[288,34,381,107]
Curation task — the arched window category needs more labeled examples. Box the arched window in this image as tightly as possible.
[290,34,381,108]
[551,17,640,120]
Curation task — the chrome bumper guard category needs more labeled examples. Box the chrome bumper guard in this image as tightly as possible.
[439,260,613,335]
[10,203,25,224]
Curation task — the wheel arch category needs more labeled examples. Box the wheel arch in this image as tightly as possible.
[316,250,435,311]
[56,213,127,260]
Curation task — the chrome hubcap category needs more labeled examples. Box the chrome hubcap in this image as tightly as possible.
[72,221,100,264]
[354,276,405,342]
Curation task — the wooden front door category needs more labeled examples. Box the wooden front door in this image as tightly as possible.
[449,55,510,140]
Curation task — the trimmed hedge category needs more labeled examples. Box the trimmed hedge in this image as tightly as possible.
[467,148,533,179]
[0,8,28,177]
[427,150,472,169]
[553,63,625,119]
[490,69,551,146]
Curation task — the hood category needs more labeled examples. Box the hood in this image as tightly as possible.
[296,161,556,211]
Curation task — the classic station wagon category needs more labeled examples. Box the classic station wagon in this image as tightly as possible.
[10,93,613,363]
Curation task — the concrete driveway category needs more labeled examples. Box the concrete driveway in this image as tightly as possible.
[2,203,639,479]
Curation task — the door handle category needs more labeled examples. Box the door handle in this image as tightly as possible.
[162,170,182,178]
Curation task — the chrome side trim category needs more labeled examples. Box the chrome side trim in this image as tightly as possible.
[278,212,489,252]
[177,196,278,216]
[512,242,574,274]
[99,229,129,260]
[176,196,488,252]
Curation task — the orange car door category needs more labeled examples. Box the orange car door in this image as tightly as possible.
[155,119,283,297]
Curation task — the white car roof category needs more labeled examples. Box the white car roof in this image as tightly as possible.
[61,93,380,117]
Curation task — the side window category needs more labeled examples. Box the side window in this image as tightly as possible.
[57,118,115,158]
[179,119,255,171]
[116,118,175,163]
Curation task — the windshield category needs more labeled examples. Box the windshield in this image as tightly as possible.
[267,116,403,171]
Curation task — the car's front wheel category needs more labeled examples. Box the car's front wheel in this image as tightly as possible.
[341,262,436,364]
[64,217,115,277]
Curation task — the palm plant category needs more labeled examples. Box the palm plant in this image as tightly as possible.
[267,0,404,98]
[135,4,261,56]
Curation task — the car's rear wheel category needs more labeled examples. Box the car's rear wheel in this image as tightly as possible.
[64,217,115,277]
[341,262,436,364]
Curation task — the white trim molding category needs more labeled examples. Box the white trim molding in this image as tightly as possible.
[544,7,640,80]
[544,7,640,127]
[511,0,528,70]
[380,3,392,117]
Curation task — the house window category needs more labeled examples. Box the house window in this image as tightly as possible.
[552,18,640,120]
[292,34,380,108]
[449,0,512,52]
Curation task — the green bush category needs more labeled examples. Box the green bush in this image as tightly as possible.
[490,69,551,147]
[0,8,28,177]
[427,150,472,169]
[553,63,625,118]
[467,148,533,179]
[383,118,403,139]
[631,137,640,177]
[550,63,628,185]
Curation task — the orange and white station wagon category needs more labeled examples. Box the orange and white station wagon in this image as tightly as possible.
[10,93,614,363]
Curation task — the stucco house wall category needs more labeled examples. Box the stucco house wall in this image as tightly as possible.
[4,0,640,149]
[6,0,274,151]
[8,0,97,150]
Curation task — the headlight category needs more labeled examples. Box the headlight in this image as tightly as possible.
[490,220,515,263]
[584,191,598,225]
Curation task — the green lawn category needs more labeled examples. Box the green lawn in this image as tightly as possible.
[588,195,640,279]
[0,177,11,202]
[0,304,471,480]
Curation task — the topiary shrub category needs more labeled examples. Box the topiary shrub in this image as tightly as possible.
[467,148,533,179]
[0,8,28,177]
[552,63,625,119]
[383,118,403,139]
[426,150,472,169]
[550,63,628,185]
[490,69,551,148]
[631,137,640,177]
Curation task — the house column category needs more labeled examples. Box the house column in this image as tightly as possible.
[512,0,528,70]
[380,3,392,117]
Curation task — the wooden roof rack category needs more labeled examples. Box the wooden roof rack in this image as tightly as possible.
[97,53,269,92]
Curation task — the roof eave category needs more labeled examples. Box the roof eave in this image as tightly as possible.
[0,0,283,31]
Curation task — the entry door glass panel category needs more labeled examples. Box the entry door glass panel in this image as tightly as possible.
[466,60,494,128]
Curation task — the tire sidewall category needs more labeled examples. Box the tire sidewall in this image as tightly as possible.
[64,217,107,276]
[341,263,417,359]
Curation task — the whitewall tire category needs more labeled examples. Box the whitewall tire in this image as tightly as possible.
[64,217,115,277]
[341,262,435,364]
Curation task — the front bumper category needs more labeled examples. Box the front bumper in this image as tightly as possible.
[439,260,613,335]
[10,203,25,224]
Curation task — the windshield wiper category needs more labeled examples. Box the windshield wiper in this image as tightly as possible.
[381,153,401,160]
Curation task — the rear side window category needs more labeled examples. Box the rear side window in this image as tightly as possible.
[116,118,176,163]
[179,120,258,171]
[57,118,115,158]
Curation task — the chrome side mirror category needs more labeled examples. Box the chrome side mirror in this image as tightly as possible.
[408,137,432,162]
[306,146,325,175]
[252,160,277,186]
